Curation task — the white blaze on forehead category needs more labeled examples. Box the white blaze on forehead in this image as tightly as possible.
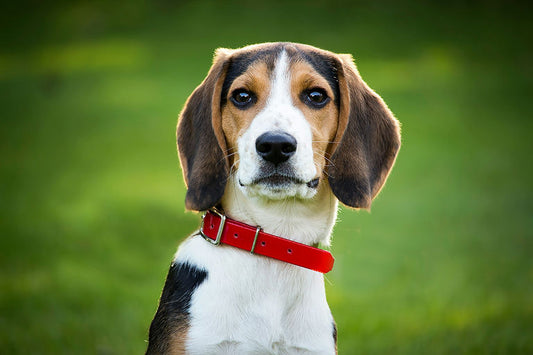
[268,51,292,109]
[236,50,317,199]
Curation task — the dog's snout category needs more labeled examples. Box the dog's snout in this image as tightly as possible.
[255,132,297,165]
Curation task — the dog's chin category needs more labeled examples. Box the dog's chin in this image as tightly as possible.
[239,174,319,200]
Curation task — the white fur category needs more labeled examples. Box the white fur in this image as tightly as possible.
[175,51,339,354]
[237,51,317,200]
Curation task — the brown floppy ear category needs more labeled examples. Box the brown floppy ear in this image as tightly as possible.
[177,48,232,211]
[327,54,401,209]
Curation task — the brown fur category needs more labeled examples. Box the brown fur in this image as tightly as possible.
[167,324,189,355]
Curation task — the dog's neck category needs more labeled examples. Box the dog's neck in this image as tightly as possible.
[220,176,338,246]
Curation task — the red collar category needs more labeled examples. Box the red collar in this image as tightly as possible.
[200,209,334,273]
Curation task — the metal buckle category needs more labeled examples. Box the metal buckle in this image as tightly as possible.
[200,209,226,245]
[250,226,262,254]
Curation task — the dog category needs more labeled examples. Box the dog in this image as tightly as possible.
[146,42,400,354]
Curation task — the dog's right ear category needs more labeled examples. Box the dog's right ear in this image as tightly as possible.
[177,48,233,211]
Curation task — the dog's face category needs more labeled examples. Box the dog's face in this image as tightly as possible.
[178,43,401,211]
[221,50,339,200]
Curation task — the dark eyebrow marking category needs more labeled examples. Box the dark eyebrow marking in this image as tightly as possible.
[294,49,340,106]
[221,46,282,107]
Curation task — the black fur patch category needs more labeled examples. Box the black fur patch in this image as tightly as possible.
[146,262,208,354]
[221,46,282,107]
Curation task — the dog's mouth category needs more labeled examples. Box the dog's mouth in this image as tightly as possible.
[243,174,319,189]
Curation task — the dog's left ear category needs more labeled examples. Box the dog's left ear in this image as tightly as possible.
[327,54,401,209]
[177,48,233,211]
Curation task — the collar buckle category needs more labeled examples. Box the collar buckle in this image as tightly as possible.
[200,208,226,245]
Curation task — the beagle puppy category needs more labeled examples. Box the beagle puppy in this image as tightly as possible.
[146,42,400,354]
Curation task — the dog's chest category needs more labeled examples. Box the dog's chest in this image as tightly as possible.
[178,236,336,354]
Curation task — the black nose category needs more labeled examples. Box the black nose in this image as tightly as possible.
[255,132,297,165]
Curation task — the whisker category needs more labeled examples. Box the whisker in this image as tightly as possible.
[230,159,240,173]
[313,149,335,165]
[314,160,332,178]
[218,150,238,165]
[223,146,237,154]
[226,151,238,159]
[312,140,341,144]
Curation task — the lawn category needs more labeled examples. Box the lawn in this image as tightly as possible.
[1,1,532,353]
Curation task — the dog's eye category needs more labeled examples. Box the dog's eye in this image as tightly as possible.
[302,88,329,108]
[230,89,255,109]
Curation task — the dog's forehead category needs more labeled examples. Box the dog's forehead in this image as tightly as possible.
[221,43,340,105]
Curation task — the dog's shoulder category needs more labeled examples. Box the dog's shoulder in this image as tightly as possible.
[146,260,208,354]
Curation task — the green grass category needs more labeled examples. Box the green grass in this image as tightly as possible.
[1,1,532,353]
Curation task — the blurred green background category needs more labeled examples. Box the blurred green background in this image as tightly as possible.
[1,0,532,353]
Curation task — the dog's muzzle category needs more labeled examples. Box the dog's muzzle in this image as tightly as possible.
[250,131,316,188]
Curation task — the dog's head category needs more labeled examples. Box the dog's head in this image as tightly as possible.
[177,42,400,211]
